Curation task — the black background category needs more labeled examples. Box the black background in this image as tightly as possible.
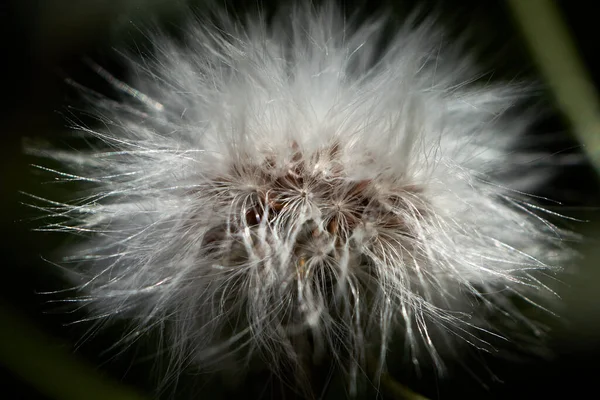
[2,1,600,398]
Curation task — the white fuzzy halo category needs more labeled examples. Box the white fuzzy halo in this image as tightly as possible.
[27,2,576,396]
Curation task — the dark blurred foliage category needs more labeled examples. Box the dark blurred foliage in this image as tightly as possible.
[2,1,600,399]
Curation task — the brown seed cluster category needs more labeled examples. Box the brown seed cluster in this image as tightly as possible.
[204,142,425,262]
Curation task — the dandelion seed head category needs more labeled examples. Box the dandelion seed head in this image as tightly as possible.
[27,2,576,396]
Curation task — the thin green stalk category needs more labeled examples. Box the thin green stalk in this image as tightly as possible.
[509,0,600,172]
[0,303,147,400]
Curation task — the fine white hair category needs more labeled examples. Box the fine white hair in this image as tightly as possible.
[27,1,576,397]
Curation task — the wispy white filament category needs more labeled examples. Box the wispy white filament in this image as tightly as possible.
[28,2,575,396]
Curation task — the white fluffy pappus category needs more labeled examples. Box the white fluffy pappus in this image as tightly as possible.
[27,2,577,397]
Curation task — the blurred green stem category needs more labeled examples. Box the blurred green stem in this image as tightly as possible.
[509,0,600,172]
[0,303,146,400]
[380,372,431,400]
